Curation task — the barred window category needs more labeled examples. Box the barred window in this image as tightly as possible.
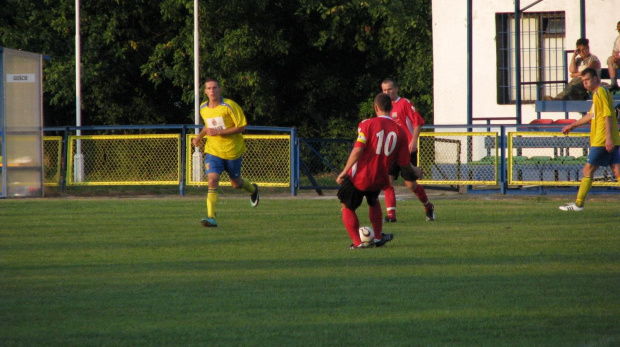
[496,12,565,104]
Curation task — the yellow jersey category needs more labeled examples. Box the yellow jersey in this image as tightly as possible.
[589,86,620,147]
[199,98,247,159]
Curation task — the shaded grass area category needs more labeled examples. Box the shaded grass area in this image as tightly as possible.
[1,196,619,346]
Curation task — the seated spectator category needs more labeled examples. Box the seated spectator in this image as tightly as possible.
[552,38,601,100]
[607,20,620,92]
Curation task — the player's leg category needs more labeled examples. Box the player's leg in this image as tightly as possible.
[337,178,365,248]
[403,176,434,221]
[341,203,362,248]
[404,179,425,204]
[575,146,611,208]
[206,172,221,218]
[202,154,223,227]
[383,178,397,222]
[613,165,620,183]
[366,191,383,239]
[554,78,582,100]
[610,146,620,183]
[383,163,399,222]
[404,152,435,221]
[227,156,259,207]
[367,191,393,247]
[560,147,606,211]
[574,163,596,207]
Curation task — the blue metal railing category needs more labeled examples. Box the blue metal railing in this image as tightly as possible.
[39,123,619,196]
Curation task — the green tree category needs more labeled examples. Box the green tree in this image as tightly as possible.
[1,0,433,137]
[1,0,188,127]
[144,0,432,138]
[296,0,433,128]
[143,0,295,127]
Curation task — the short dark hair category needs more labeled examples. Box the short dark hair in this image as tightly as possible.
[374,93,393,113]
[576,38,589,47]
[205,77,219,87]
[381,78,398,88]
[580,67,598,79]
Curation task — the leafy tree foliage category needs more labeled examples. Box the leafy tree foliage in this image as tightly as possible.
[1,0,432,137]
[1,0,187,127]
[292,0,433,137]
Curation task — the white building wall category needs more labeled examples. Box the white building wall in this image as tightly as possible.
[432,0,620,125]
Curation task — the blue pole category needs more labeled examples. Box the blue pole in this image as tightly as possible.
[580,0,586,38]
[291,127,299,196]
[60,127,70,193]
[514,0,522,124]
[500,126,507,194]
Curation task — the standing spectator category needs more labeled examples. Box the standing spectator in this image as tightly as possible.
[606,20,620,92]
[192,78,259,227]
[559,68,620,211]
[553,38,601,100]
[336,93,422,249]
[381,78,435,222]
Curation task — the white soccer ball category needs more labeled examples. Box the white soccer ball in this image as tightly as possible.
[358,226,375,246]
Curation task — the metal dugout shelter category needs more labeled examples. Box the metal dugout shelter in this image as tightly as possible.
[0,47,45,198]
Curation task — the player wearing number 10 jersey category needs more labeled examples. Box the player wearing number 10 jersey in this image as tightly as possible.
[337,93,422,249]
[347,113,410,192]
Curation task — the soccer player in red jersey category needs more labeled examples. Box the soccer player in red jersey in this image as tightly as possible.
[381,78,435,222]
[336,93,423,249]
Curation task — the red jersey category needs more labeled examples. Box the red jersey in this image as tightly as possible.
[348,116,410,191]
[389,97,425,143]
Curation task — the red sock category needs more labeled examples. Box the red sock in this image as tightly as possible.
[414,184,429,205]
[369,201,383,240]
[384,186,396,218]
[341,207,361,245]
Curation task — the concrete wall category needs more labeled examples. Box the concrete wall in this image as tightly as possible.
[432,0,620,125]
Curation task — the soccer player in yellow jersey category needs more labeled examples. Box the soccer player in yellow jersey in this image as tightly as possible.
[559,68,620,211]
[192,78,259,227]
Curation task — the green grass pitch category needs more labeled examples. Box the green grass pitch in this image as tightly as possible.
[1,194,619,346]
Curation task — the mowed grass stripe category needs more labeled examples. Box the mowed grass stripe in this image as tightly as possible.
[1,196,619,346]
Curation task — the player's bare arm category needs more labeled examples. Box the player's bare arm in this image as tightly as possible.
[192,125,246,145]
[562,113,592,135]
[206,125,246,136]
[605,116,615,152]
[337,147,363,185]
[192,127,209,146]
[409,126,422,153]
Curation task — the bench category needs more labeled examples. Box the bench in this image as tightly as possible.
[535,96,620,113]
[535,100,592,112]
[534,67,620,113]
[601,67,620,80]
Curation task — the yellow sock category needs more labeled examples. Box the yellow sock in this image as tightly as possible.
[240,178,256,194]
[207,188,218,218]
[575,177,592,207]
